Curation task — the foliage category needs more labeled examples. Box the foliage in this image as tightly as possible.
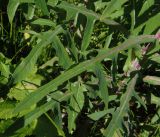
[0,0,160,136]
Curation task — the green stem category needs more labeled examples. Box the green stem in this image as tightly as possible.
[10,23,12,38]
[44,112,56,127]
[0,10,3,36]
[44,112,65,137]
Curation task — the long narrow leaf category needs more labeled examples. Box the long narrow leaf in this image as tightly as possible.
[67,82,85,133]
[7,0,34,23]
[103,74,138,137]
[13,35,156,114]
[81,16,96,52]
[101,0,127,19]
[57,1,120,26]
[52,36,73,69]
[12,26,63,83]
[7,0,20,23]
[143,76,160,86]
[93,63,109,109]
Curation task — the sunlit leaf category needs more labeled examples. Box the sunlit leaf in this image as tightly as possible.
[143,76,160,86]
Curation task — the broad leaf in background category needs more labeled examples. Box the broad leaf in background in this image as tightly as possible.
[8,73,43,101]
[0,101,16,119]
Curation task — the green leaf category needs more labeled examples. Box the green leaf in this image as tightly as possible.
[104,33,112,49]
[13,35,156,115]
[35,0,49,15]
[133,91,147,110]
[143,13,160,34]
[138,0,155,16]
[33,115,63,137]
[8,88,29,101]
[93,63,109,109]
[45,113,65,137]
[7,0,35,23]
[101,0,127,19]
[151,108,160,123]
[8,74,43,101]
[12,26,63,83]
[143,76,160,86]
[149,53,160,64]
[88,108,115,121]
[24,4,35,20]
[7,0,20,23]
[0,62,10,84]
[57,1,97,52]
[0,119,14,134]
[103,74,138,137]
[57,1,120,26]
[67,82,86,133]
[3,120,36,137]
[24,91,73,126]
[24,101,55,126]
[94,1,108,11]
[52,36,73,69]
[47,0,58,7]
[65,31,78,62]
[151,93,160,106]
[0,101,16,119]
[130,0,136,32]
[57,1,128,35]
[31,18,56,27]
[81,16,96,52]
[133,13,160,35]
[123,49,133,73]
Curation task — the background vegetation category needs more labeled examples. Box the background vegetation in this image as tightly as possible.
[0,0,160,136]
